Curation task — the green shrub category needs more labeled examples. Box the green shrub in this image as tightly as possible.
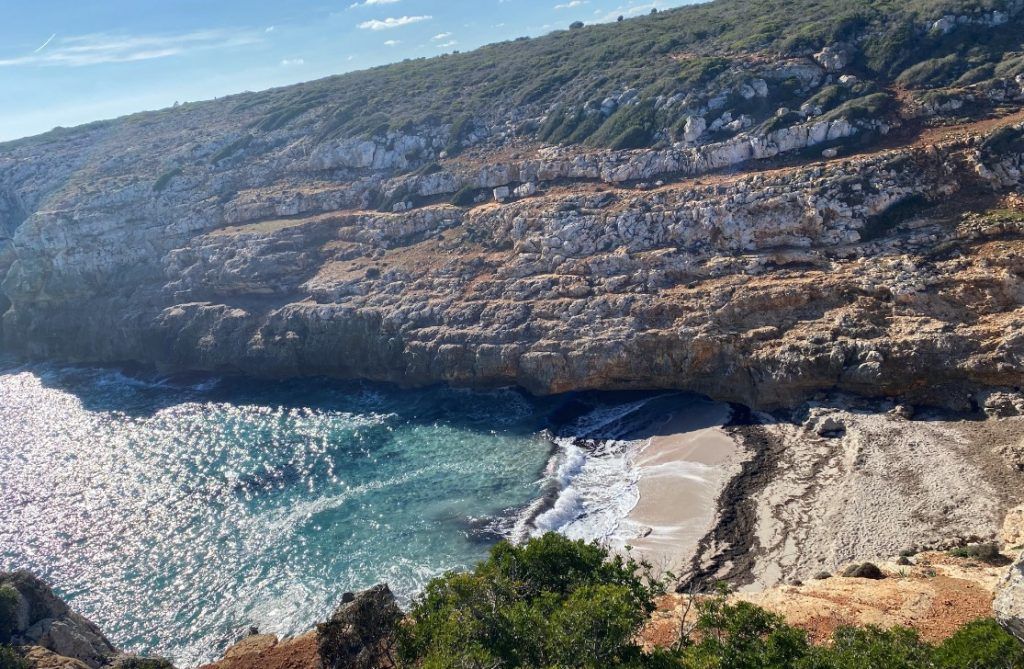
[678,596,811,668]
[0,586,17,644]
[152,167,182,193]
[949,543,1003,564]
[588,101,656,150]
[397,533,663,668]
[896,54,961,88]
[210,135,253,164]
[0,647,26,669]
[932,618,1024,669]
[812,625,933,668]
[822,92,894,122]
[444,115,474,156]
[451,186,483,207]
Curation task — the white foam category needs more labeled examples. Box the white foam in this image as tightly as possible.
[522,397,666,544]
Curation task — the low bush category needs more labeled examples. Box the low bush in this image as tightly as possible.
[949,543,1003,564]
[397,534,1024,668]
[822,92,894,122]
[397,533,663,668]
[587,101,657,150]
[0,586,17,644]
[896,54,961,88]
[451,186,483,207]
[0,647,26,669]
[932,618,1024,669]
[152,167,182,193]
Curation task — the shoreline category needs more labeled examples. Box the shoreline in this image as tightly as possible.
[612,398,744,575]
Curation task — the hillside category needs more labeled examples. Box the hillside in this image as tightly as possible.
[0,0,1023,408]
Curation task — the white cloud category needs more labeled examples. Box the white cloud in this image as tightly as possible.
[350,0,400,6]
[383,40,401,46]
[0,29,262,67]
[555,0,587,8]
[281,57,304,66]
[357,15,431,30]
[431,32,453,40]
[436,40,457,48]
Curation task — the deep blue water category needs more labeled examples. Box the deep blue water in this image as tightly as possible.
[0,361,571,666]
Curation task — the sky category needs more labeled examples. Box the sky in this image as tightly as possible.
[0,0,693,142]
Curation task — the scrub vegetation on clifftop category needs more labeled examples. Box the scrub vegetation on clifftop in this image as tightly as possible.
[389,535,1024,669]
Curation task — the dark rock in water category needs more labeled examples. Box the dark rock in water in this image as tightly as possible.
[316,584,402,669]
[841,562,885,580]
[0,571,116,669]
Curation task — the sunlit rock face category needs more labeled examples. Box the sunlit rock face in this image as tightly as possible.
[1,2,1024,408]
[995,551,1024,644]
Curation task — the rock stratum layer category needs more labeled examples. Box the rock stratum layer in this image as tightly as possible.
[2,0,1024,408]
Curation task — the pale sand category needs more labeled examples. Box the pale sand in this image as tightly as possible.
[615,398,743,573]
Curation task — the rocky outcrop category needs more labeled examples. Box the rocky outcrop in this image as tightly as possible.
[0,572,116,669]
[0,573,175,669]
[995,551,1024,644]
[4,117,1023,409]
[315,585,401,669]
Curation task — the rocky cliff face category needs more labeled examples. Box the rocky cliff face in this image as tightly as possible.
[996,551,1024,643]
[1,0,1024,409]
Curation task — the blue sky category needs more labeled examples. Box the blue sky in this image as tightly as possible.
[0,0,692,142]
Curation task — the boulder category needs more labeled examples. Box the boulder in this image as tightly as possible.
[995,437,1024,472]
[994,551,1024,644]
[21,646,91,669]
[493,186,511,202]
[683,116,706,144]
[842,562,885,579]
[316,584,403,669]
[814,44,855,72]
[0,572,116,669]
[1003,506,1024,549]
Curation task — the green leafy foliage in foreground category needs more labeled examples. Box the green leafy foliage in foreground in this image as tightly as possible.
[397,533,665,668]
[396,534,1024,668]
[0,647,27,669]
[0,586,18,645]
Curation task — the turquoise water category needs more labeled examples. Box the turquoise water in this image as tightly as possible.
[0,361,566,666]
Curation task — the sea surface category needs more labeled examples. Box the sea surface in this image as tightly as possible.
[0,359,686,666]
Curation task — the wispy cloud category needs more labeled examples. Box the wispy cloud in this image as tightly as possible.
[431,32,453,40]
[281,57,304,66]
[33,33,57,53]
[349,0,401,7]
[357,15,431,30]
[0,29,262,68]
[555,0,587,9]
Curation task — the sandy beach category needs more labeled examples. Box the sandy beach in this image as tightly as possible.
[614,398,744,574]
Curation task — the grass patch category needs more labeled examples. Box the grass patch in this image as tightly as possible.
[152,167,182,193]
[210,135,253,164]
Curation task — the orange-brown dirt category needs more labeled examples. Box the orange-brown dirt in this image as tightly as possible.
[642,552,1007,649]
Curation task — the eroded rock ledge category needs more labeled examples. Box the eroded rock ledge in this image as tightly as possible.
[2,113,1023,410]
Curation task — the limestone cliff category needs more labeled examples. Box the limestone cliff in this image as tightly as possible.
[2,0,1024,408]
